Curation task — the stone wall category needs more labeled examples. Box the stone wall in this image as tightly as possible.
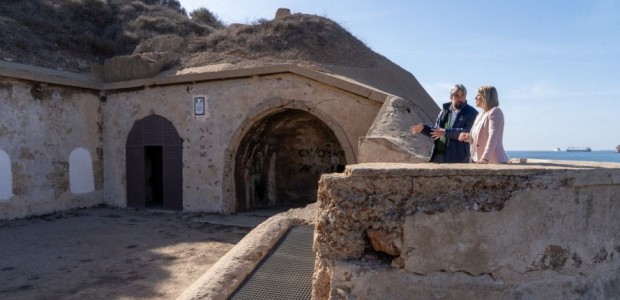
[313,161,620,299]
[0,61,396,218]
[102,71,382,213]
[0,77,103,219]
[0,60,441,219]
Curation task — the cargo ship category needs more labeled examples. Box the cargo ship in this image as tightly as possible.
[566,146,591,152]
[616,145,620,153]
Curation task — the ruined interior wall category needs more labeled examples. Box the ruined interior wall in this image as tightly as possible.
[103,73,382,213]
[233,110,347,211]
[0,78,103,219]
[313,162,620,299]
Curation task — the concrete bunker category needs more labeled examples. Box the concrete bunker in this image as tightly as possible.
[234,109,346,211]
[125,114,183,210]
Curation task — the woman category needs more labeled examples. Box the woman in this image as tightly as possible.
[458,86,508,164]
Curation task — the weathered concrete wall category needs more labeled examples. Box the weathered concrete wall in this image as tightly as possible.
[0,77,103,219]
[1,61,442,218]
[313,161,620,299]
[358,95,434,163]
[103,72,382,213]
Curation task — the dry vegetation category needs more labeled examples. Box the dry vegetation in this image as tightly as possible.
[0,0,222,72]
[0,0,378,74]
[182,14,377,69]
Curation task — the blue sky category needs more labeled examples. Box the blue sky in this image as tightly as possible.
[179,0,619,151]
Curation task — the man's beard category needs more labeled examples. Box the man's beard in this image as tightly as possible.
[453,101,464,110]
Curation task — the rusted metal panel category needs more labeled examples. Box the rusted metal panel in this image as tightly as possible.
[163,145,183,210]
[163,121,182,145]
[125,115,182,210]
[143,115,164,146]
[126,145,145,208]
[126,119,143,146]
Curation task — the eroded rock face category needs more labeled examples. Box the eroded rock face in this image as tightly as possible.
[133,35,185,54]
[275,8,291,19]
[103,52,179,82]
[366,229,401,256]
[313,162,620,299]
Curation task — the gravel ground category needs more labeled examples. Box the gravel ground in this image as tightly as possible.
[0,206,254,300]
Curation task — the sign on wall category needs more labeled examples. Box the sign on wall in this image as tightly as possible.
[194,96,205,115]
[193,95,209,121]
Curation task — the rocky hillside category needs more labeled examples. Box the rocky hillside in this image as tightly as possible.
[0,1,438,118]
[0,0,374,73]
[0,0,221,72]
[181,12,377,70]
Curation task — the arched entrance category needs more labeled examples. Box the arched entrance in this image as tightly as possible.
[234,109,346,211]
[125,115,183,210]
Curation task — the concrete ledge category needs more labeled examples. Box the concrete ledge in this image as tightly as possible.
[0,61,389,104]
[313,161,620,299]
[331,261,620,299]
[177,204,315,300]
[0,60,102,90]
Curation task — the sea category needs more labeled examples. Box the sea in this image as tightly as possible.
[507,150,620,163]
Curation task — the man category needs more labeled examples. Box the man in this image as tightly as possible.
[410,84,478,163]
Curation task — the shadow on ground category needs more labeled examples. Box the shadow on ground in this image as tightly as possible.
[0,206,263,299]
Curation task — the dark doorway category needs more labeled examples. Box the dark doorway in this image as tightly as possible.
[126,115,183,210]
[234,110,346,211]
[145,146,163,207]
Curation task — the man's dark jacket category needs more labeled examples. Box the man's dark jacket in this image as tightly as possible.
[421,102,478,163]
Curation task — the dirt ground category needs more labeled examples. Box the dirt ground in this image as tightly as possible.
[0,206,258,300]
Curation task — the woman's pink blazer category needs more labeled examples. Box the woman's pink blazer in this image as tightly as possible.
[471,107,508,163]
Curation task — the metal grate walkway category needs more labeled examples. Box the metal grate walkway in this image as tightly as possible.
[230,225,315,300]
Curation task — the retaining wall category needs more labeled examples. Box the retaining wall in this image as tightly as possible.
[313,161,620,299]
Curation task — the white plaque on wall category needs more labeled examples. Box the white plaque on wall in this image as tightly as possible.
[194,96,206,115]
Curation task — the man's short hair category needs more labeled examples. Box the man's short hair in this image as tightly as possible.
[450,84,467,98]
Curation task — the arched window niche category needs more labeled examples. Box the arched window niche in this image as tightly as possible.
[69,148,95,194]
[0,150,12,201]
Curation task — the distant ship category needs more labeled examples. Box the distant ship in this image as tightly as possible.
[616,145,620,153]
[566,146,591,152]
[553,147,561,151]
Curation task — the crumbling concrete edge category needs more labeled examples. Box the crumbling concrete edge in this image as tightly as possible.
[177,205,315,300]
[358,95,434,163]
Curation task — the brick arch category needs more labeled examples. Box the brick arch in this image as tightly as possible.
[125,115,183,210]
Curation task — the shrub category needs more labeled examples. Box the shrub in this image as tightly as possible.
[190,8,224,28]
[138,0,185,14]
[134,16,176,33]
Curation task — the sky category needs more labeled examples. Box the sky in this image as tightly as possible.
[178,0,620,151]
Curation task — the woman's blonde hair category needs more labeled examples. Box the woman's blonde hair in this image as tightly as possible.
[477,86,499,110]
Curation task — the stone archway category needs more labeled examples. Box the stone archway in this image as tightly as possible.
[125,115,183,210]
[234,109,346,211]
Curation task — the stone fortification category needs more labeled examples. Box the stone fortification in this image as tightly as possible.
[0,60,391,219]
[313,161,620,299]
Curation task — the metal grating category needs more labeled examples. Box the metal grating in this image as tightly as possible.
[230,225,315,300]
